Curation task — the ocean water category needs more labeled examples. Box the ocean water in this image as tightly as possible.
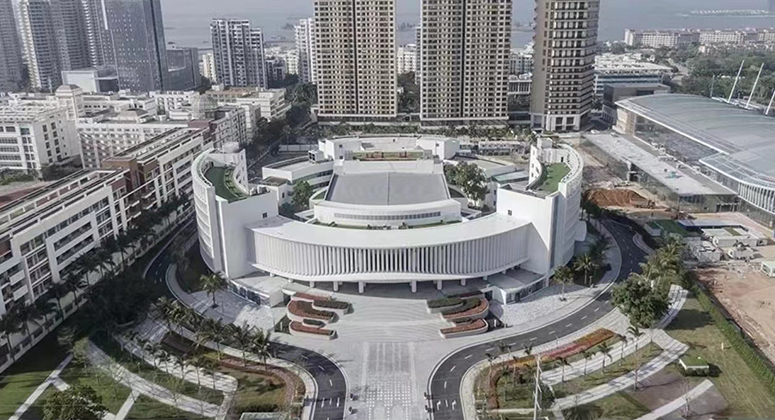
[160,0,775,49]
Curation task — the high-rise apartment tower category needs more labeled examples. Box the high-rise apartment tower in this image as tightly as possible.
[0,0,24,92]
[295,18,317,84]
[210,19,268,89]
[313,0,397,120]
[531,0,600,132]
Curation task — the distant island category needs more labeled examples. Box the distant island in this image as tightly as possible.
[687,9,775,17]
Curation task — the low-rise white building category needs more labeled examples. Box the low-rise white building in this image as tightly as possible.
[397,44,418,74]
[192,135,586,302]
[0,102,79,172]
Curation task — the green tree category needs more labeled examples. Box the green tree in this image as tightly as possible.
[573,254,597,287]
[445,162,487,206]
[43,385,107,420]
[553,266,574,300]
[292,180,314,210]
[201,273,227,308]
[612,275,670,328]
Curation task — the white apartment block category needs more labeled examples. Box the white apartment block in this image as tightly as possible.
[0,0,24,93]
[283,50,300,76]
[314,0,397,121]
[622,28,775,48]
[0,103,79,172]
[210,19,268,89]
[397,44,418,74]
[294,18,317,84]
[420,0,511,125]
[201,52,218,83]
[77,111,188,168]
[150,91,202,114]
[531,0,600,132]
[510,47,534,75]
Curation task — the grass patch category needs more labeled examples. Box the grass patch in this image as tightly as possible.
[536,163,570,193]
[665,295,775,417]
[92,333,224,406]
[126,394,209,420]
[0,334,66,419]
[177,244,212,293]
[19,385,57,420]
[492,373,554,409]
[59,361,132,414]
[562,392,650,419]
[557,343,662,395]
[653,219,699,238]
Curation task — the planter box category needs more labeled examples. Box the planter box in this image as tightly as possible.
[289,321,336,340]
[427,301,464,314]
[440,319,489,338]
[312,302,349,316]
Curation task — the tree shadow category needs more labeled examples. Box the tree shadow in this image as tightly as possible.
[664,308,713,331]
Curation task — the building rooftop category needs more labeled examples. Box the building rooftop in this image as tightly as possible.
[617,94,775,186]
[248,213,529,249]
[585,133,736,197]
[326,172,449,206]
[206,166,246,202]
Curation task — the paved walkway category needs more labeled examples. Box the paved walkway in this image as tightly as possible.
[635,379,715,420]
[9,354,73,420]
[86,340,222,418]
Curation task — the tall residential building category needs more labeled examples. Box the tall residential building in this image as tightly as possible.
[166,46,200,91]
[531,0,600,132]
[200,52,217,83]
[415,25,421,84]
[769,0,775,13]
[20,0,89,91]
[0,0,24,92]
[79,0,115,67]
[105,0,169,92]
[420,0,511,125]
[283,50,299,76]
[210,19,268,89]
[313,0,397,120]
[397,44,418,74]
[294,18,317,84]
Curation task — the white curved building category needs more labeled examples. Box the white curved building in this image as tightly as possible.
[192,135,586,301]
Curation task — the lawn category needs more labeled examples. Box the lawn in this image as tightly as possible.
[126,394,210,420]
[562,392,650,420]
[205,166,245,202]
[536,163,570,193]
[19,385,57,420]
[665,295,775,417]
[556,343,663,395]
[92,333,224,406]
[653,219,699,238]
[59,359,132,413]
[0,335,66,419]
[177,243,212,293]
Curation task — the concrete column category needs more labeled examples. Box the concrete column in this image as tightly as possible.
[359,281,365,294]
[437,280,443,291]
[460,278,467,286]
[483,275,489,281]
[333,281,339,292]
[411,281,417,293]
[310,281,315,288]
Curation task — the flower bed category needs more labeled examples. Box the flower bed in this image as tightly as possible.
[427,297,463,309]
[440,319,488,338]
[312,300,350,310]
[442,298,489,321]
[440,297,479,316]
[287,300,335,322]
[542,328,617,360]
[289,321,335,340]
[302,319,326,327]
[292,292,331,302]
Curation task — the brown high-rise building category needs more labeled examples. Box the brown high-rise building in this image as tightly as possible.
[531,0,600,132]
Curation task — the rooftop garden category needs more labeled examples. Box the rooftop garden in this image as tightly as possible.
[653,219,700,238]
[205,166,247,202]
[535,163,570,193]
[352,150,426,161]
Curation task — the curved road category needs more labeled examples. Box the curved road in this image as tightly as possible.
[146,232,348,420]
[428,218,648,420]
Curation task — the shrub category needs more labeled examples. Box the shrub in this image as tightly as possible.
[288,300,335,321]
[441,319,487,335]
[440,298,479,316]
[427,297,463,309]
[303,319,326,327]
[313,299,350,310]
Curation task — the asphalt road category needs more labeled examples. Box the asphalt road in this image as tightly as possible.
[146,231,348,420]
[428,217,648,420]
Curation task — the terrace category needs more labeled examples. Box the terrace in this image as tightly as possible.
[205,166,247,202]
[535,163,570,193]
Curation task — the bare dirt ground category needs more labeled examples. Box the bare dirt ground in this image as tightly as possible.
[696,264,775,364]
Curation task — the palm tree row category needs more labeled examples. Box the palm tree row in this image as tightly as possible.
[0,195,190,363]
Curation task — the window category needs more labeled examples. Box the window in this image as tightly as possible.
[262,212,268,219]
[507,209,512,216]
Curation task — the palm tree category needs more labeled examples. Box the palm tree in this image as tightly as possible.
[484,353,496,384]
[117,232,135,266]
[619,335,629,366]
[628,326,645,389]
[248,329,272,364]
[48,282,69,317]
[558,357,571,384]
[200,273,227,308]
[0,313,22,362]
[230,323,254,365]
[599,342,612,373]
[582,351,592,375]
[574,254,597,287]
[32,299,57,333]
[153,297,175,331]
[62,273,86,308]
[497,341,511,360]
[554,266,574,301]
[156,349,172,375]
[190,355,207,388]
[565,404,602,420]
[199,318,225,360]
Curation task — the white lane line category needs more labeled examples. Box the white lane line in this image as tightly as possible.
[464,354,473,360]
[565,323,573,328]
[450,365,456,372]
[336,398,340,407]
[329,379,333,387]
[548,330,555,335]
[444,381,448,389]
[594,307,601,312]
[581,315,588,320]
[529,337,537,341]
[485,347,495,352]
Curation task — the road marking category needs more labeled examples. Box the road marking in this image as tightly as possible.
[318,365,325,372]
[329,379,333,387]
[464,354,473,360]
[445,399,449,407]
[594,307,600,312]
[548,330,555,335]
[581,315,588,320]
[444,381,448,389]
[336,398,340,407]
[485,347,495,352]
[450,365,456,372]
[509,342,518,346]
[529,337,537,341]
[565,323,573,328]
